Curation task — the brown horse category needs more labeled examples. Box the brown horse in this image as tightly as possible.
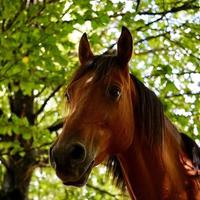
[50,27,200,199]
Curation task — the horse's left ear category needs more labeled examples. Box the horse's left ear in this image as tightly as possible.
[117,26,133,65]
[79,33,94,66]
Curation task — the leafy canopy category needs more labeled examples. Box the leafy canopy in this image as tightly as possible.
[0,0,199,199]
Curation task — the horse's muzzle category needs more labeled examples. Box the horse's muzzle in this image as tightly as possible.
[49,141,94,186]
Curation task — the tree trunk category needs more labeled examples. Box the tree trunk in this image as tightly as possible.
[0,152,36,200]
[0,87,36,199]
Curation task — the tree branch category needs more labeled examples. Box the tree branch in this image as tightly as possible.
[164,36,200,61]
[4,0,27,31]
[63,12,126,25]
[0,108,3,116]
[135,15,165,32]
[165,92,200,99]
[134,48,165,56]
[104,31,169,55]
[86,183,124,199]
[138,1,199,15]
[135,0,141,12]
[144,70,199,79]
[34,86,46,98]
[0,154,10,172]
[34,85,62,117]
[48,118,64,132]
[134,32,170,45]
[37,159,50,168]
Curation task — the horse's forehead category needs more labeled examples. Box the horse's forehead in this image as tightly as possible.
[70,65,128,93]
[108,68,127,82]
[92,66,128,84]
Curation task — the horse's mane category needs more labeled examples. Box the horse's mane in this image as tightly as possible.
[130,74,165,146]
[106,73,165,190]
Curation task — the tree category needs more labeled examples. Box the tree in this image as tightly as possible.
[0,0,199,199]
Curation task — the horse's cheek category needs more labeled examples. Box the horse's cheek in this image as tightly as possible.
[93,129,111,165]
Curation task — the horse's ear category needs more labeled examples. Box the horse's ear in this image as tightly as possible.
[117,26,133,65]
[79,33,94,66]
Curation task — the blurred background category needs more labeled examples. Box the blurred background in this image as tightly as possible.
[0,0,199,199]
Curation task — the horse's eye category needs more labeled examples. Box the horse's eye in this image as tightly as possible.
[108,85,121,100]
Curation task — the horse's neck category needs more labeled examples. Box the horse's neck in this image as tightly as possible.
[117,118,188,200]
[117,139,165,199]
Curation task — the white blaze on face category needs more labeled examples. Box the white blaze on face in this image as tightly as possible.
[68,76,95,116]
[85,76,94,84]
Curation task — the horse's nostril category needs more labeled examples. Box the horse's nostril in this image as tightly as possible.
[50,142,87,172]
[68,143,86,163]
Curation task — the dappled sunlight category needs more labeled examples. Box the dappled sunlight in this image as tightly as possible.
[0,0,199,199]
[29,165,127,200]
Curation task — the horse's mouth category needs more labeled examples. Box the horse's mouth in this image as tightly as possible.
[63,161,94,187]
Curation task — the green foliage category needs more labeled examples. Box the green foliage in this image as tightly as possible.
[0,0,199,199]
[29,165,127,200]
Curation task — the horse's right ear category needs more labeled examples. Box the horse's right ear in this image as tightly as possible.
[79,33,94,66]
[117,26,133,65]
